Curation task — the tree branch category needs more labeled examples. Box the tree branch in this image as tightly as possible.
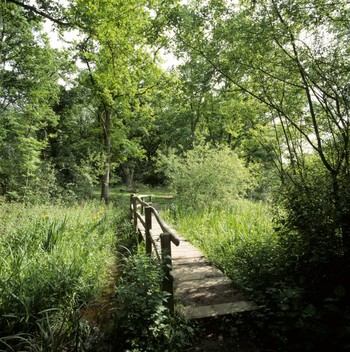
[6,0,71,27]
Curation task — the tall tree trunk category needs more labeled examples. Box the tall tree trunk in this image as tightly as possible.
[126,167,135,188]
[101,106,111,205]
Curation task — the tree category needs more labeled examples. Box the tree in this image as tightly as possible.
[70,0,178,203]
[5,0,71,26]
[4,0,182,201]
[46,84,105,197]
[0,2,63,200]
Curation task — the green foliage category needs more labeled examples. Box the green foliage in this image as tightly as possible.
[2,0,349,348]
[112,253,194,352]
[0,3,65,199]
[278,175,344,276]
[168,0,350,348]
[267,155,350,350]
[70,0,176,202]
[158,143,252,209]
[22,163,69,204]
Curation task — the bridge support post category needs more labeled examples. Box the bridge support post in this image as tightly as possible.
[160,232,174,314]
[145,206,152,255]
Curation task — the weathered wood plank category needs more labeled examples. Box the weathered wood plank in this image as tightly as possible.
[180,301,258,320]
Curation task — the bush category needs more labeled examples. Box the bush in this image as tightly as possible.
[157,143,252,209]
[269,156,350,350]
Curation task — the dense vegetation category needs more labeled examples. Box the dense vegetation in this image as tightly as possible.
[0,201,122,350]
[1,0,350,350]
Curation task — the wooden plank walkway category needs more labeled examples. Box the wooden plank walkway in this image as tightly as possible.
[138,213,257,320]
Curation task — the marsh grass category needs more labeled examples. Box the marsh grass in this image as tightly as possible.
[0,201,123,351]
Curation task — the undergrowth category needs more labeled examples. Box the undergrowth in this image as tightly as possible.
[111,252,194,352]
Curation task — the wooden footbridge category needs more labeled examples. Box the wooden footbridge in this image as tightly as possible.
[130,194,257,319]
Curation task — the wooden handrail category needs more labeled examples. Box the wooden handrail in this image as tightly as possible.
[130,194,180,247]
[150,207,181,246]
[130,193,180,313]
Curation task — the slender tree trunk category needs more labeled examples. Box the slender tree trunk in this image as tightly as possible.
[126,167,134,188]
[101,106,111,205]
[101,170,110,204]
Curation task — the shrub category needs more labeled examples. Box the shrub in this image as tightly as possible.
[269,156,350,350]
[157,143,252,209]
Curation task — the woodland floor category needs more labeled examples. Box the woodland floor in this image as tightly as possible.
[82,306,263,352]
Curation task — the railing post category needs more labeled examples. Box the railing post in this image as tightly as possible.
[132,195,137,232]
[140,196,145,215]
[145,206,152,256]
[160,232,174,314]
[130,193,134,220]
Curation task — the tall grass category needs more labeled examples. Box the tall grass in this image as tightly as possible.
[0,201,123,351]
[165,199,280,293]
